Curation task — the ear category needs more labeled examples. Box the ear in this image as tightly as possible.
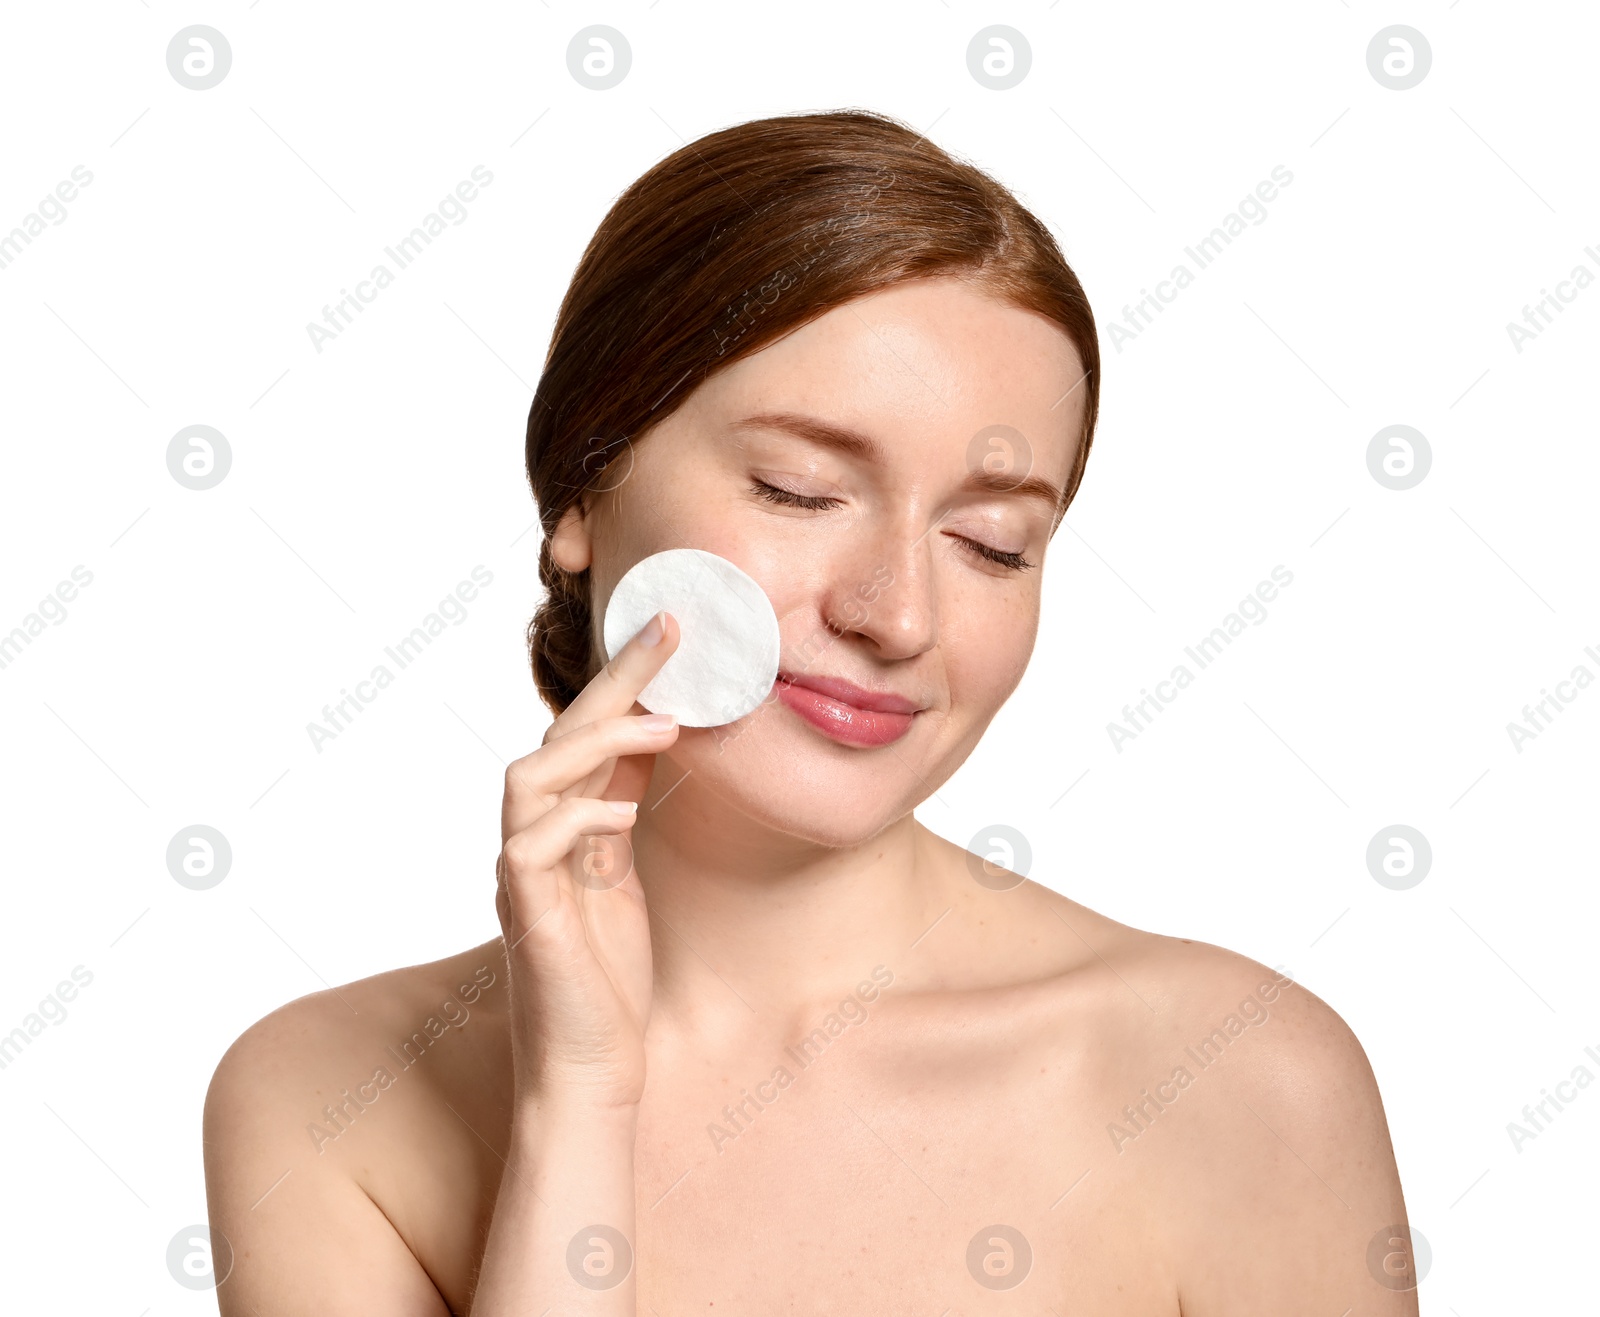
[549,502,592,573]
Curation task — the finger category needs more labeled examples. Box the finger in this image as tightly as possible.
[546,609,679,741]
[502,712,679,843]
[499,796,640,925]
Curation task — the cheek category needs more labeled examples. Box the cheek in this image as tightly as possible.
[738,539,839,630]
[943,594,1037,708]
[631,484,791,587]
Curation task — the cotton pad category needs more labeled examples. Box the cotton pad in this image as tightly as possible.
[601,548,781,728]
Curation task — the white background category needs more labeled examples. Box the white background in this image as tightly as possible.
[1,1,1595,1310]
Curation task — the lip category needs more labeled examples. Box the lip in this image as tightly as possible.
[773,671,923,747]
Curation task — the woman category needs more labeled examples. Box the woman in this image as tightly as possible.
[204,108,1416,1314]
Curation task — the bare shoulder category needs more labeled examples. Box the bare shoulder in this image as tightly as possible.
[202,942,509,1315]
[1023,887,1416,1312]
[1023,882,1376,1086]
[205,940,507,1139]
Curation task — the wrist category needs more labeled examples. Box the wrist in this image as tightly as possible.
[516,1058,645,1117]
[515,1087,641,1131]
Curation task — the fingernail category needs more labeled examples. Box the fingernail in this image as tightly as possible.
[639,713,676,732]
[606,799,638,815]
[638,611,665,648]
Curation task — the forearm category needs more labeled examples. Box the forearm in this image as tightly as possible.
[469,1098,640,1314]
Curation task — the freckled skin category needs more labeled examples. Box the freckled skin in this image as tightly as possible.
[203,279,1415,1316]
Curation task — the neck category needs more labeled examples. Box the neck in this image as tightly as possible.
[629,758,951,1044]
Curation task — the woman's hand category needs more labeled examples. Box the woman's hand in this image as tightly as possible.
[495,609,681,1112]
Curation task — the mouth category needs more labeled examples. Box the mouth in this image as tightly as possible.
[772,671,923,747]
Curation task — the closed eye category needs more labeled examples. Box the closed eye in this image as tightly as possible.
[958,539,1035,572]
[749,477,840,512]
[748,479,1035,573]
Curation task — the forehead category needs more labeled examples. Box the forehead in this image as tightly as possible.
[690,277,1087,470]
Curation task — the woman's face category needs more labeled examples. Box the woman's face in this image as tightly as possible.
[555,275,1089,847]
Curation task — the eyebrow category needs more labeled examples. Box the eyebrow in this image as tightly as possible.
[728,410,1066,513]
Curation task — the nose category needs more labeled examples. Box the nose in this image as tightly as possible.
[817,514,940,663]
